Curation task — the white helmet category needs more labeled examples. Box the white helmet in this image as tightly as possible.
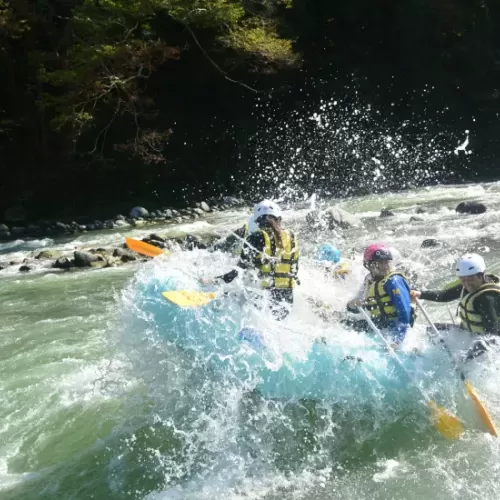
[388,246,402,264]
[247,214,259,234]
[253,199,282,222]
[456,253,486,277]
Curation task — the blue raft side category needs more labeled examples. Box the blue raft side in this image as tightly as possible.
[132,272,454,404]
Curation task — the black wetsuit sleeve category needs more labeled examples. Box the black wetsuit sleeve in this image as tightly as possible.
[475,294,500,335]
[215,232,265,283]
[420,283,463,302]
[212,225,246,252]
[238,232,265,269]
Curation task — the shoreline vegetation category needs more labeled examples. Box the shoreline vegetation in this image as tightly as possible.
[2,0,499,222]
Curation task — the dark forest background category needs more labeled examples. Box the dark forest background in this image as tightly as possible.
[2,0,500,222]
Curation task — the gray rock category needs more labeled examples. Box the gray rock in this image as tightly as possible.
[380,208,395,218]
[421,239,441,248]
[112,248,137,259]
[409,216,424,222]
[36,250,62,260]
[19,265,31,272]
[308,206,363,230]
[55,221,67,231]
[11,226,26,235]
[149,233,166,243]
[86,224,95,231]
[456,201,487,215]
[0,224,9,233]
[103,220,114,229]
[27,224,41,232]
[115,214,125,220]
[0,231,11,240]
[130,207,149,218]
[73,251,99,267]
[193,207,205,216]
[164,209,173,219]
[201,202,211,212]
[326,206,363,229]
[415,206,427,214]
[53,257,74,269]
[171,209,181,217]
[114,219,129,228]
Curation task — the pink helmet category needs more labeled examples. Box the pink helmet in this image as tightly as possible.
[363,243,392,263]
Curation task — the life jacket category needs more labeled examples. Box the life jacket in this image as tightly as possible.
[332,260,351,279]
[364,272,415,326]
[458,275,500,334]
[256,229,299,289]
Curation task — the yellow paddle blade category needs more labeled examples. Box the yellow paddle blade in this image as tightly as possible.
[465,381,498,437]
[428,401,465,440]
[162,290,216,307]
[126,238,167,257]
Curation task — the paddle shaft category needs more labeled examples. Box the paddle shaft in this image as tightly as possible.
[358,307,433,404]
[415,298,465,379]
[416,297,498,436]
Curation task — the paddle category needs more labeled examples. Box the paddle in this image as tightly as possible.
[162,290,217,307]
[358,307,464,439]
[125,237,167,257]
[415,298,498,437]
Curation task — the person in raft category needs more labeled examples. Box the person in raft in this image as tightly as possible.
[203,200,299,320]
[346,243,415,347]
[411,253,500,359]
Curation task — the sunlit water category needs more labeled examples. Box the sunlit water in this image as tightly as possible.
[2,183,500,500]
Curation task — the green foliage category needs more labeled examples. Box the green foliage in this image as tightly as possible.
[19,0,296,159]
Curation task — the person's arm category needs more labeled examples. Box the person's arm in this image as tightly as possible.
[384,275,412,344]
[475,294,500,335]
[213,232,264,284]
[211,225,246,252]
[238,232,265,269]
[419,283,463,302]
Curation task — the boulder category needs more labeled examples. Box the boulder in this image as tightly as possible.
[36,250,62,260]
[114,219,129,228]
[53,257,74,269]
[380,208,395,218]
[455,201,487,215]
[54,221,67,232]
[193,207,205,216]
[415,206,427,214]
[0,224,9,233]
[19,265,32,272]
[130,207,149,218]
[112,248,137,262]
[409,216,424,222]
[308,206,363,230]
[73,250,100,267]
[421,239,441,248]
[148,233,166,243]
[200,202,211,212]
[142,238,167,249]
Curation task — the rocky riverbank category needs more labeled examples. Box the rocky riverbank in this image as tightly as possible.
[0,197,246,242]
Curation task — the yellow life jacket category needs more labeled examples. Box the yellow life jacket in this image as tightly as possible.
[332,260,351,279]
[257,229,299,289]
[458,277,500,334]
[364,272,415,325]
